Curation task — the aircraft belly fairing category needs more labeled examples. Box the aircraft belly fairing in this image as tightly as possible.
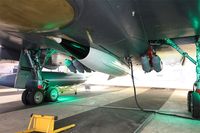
[64,0,149,57]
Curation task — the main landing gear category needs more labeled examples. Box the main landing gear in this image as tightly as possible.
[22,85,59,105]
[187,83,200,118]
[165,37,200,118]
[21,49,59,105]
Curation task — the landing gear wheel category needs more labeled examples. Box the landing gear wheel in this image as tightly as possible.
[22,90,29,105]
[187,91,193,112]
[27,90,44,105]
[46,87,59,102]
[191,92,200,118]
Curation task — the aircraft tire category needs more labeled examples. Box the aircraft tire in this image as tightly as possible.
[27,90,44,105]
[22,89,29,105]
[191,92,200,118]
[45,87,59,102]
[187,91,193,112]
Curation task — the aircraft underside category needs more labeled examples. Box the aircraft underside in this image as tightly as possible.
[0,0,200,119]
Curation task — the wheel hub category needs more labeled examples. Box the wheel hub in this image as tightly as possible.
[34,91,43,104]
[50,89,58,100]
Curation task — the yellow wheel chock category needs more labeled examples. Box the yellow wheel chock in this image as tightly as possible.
[17,114,75,133]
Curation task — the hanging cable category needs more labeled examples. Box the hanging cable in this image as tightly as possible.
[127,57,195,120]
[128,57,143,111]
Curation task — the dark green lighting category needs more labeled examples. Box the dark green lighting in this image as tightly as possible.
[57,96,78,103]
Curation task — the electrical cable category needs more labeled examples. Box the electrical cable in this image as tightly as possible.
[129,57,143,111]
[128,57,195,120]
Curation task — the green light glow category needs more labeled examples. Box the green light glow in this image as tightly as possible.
[72,43,82,49]
[71,43,86,51]
[189,13,200,32]
[57,96,78,102]
[193,18,199,30]
[154,114,200,126]
[196,39,200,88]
[43,22,59,30]
[51,89,58,97]
[188,6,200,33]
[64,59,72,67]
[165,38,174,46]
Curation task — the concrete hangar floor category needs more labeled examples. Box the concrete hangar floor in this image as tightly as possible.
[0,85,200,133]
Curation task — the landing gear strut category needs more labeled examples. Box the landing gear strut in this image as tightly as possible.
[21,49,59,105]
[165,37,200,118]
